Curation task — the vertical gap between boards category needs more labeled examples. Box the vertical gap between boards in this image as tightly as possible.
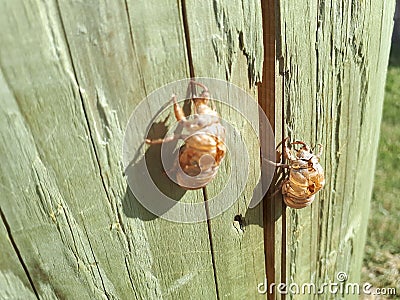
[180,1,220,299]
[258,0,287,298]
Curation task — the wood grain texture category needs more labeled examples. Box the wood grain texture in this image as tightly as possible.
[0,0,211,299]
[278,0,396,298]
[184,0,265,298]
[0,0,395,299]
[0,0,265,299]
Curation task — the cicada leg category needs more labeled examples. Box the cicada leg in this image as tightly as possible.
[170,94,187,122]
[145,134,188,145]
[145,94,190,145]
[263,159,289,169]
[190,80,209,95]
[263,137,291,168]
[283,137,297,161]
[315,144,323,158]
[275,136,289,149]
[210,98,216,111]
[270,179,285,197]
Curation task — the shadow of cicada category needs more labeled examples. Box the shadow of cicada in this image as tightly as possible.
[122,115,188,221]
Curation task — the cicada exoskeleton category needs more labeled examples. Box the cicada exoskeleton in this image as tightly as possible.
[270,138,325,209]
[145,81,226,189]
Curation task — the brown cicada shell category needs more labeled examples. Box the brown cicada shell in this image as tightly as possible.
[273,138,325,209]
[145,81,226,189]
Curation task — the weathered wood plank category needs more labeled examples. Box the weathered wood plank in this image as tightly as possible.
[278,0,396,298]
[184,1,266,298]
[0,3,117,297]
[1,0,393,299]
[0,0,216,299]
[55,1,218,298]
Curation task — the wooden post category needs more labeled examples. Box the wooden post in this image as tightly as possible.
[277,0,396,298]
[394,0,400,43]
[0,1,395,299]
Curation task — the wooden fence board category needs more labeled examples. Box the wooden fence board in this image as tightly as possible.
[279,1,396,298]
[184,1,266,298]
[0,1,215,299]
[0,0,396,299]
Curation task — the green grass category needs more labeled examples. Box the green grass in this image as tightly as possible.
[361,44,400,295]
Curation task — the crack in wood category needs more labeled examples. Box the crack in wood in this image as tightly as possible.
[54,2,113,298]
[259,0,288,299]
[180,1,220,299]
[0,208,40,299]
[60,204,82,270]
[180,0,195,79]
[123,0,149,98]
[81,217,111,300]
[54,0,112,206]
[124,256,139,299]
[202,187,220,300]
